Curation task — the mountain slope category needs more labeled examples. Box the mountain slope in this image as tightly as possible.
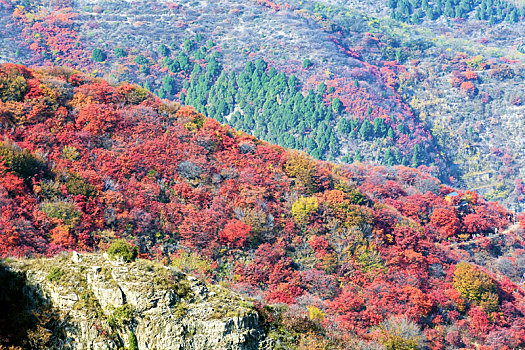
[0,0,445,174]
[0,64,525,348]
[2,0,524,211]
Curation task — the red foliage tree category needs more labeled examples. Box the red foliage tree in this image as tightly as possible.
[430,207,460,239]
[219,219,252,248]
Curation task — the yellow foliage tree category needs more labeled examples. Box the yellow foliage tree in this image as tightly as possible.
[0,72,27,103]
[291,196,318,225]
[307,305,325,323]
[453,262,499,312]
[284,150,319,194]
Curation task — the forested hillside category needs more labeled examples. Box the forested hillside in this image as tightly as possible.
[388,0,525,23]
[0,64,525,349]
[0,0,524,211]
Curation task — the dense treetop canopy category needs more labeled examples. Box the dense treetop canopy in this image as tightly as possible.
[0,64,524,348]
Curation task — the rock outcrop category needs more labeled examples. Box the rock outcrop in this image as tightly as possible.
[5,253,268,350]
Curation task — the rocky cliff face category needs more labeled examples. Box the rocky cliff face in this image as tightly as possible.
[4,253,268,350]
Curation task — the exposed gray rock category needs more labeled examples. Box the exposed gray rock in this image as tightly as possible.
[7,253,267,350]
[177,161,203,180]
[239,141,256,154]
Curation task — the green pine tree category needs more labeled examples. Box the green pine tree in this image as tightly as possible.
[91,48,107,62]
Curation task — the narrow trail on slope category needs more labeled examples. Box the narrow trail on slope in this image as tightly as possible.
[448,223,522,248]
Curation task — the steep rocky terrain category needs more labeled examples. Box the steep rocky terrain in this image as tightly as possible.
[2,252,267,350]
